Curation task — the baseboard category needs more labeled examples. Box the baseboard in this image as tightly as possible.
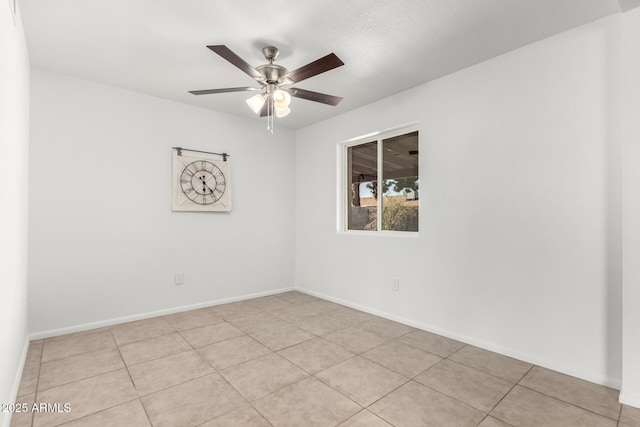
[29,287,294,340]
[619,392,640,409]
[296,287,622,390]
[1,338,30,427]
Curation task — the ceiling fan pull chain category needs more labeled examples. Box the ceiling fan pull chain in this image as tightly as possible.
[267,96,271,132]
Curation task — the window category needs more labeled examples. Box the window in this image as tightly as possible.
[345,129,419,233]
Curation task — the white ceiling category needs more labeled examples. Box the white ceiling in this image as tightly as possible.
[20,0,621,130]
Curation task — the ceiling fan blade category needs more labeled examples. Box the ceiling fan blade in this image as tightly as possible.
[283,53,344,84]
[289,88,343,106]
[207,45,263,80]
[189,87,261,95]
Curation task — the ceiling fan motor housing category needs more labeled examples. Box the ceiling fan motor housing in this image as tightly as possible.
[256,63,287,84]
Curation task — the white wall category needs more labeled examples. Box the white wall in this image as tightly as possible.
[0,2,30,426]
[28,69,296,334]
[621,6,640,407]
[295,15,622,387]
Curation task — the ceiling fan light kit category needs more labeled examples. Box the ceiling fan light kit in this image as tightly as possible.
[246,93,266,114]
[189,45,344,133]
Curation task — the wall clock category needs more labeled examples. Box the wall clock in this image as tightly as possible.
[172,149,232,212]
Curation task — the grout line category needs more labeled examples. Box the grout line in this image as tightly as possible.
[134,372,220,401]
[617,404,623,423]
[247,399,277,427]
[307,372,366,410]
[119,339,193,368]
[137,398,155,427]
[437,357,524,387]
[42,326,112,344]
[247,375,312,404]
[515,383,622,422]
[52,400,145,427]
[483,365,534,423]
[30,342,44,427]
[35,366,126,395]
[413,380,490,416]
[362,376,411,409]
[108,327,147,426]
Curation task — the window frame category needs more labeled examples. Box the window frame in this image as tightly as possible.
[338,123,420,237]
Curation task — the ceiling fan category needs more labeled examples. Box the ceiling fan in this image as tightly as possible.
[189,45,344,130]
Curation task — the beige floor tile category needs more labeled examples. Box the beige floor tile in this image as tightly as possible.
[245,295,294,312]
[129,350,214,395]
[210,301,259,319]
[141,374,246,427]
[25,341,43,367]
[33,369,137,427]
[519,366,621,420]
[197,335,271,370]
[621,405,640,427]
[110,317,175,346]
[9,393,35,427]
[200,405,271,427]
[362,340,442,378]
[300,299,343,315]
[163,308,221,331]
[369,380,485,427]
[296,312,351,335]
[17,364,39,397]
[272,304,322,322]
[359,317,413,339]
[227,312,289,334]
[414,360,512,412]
[220,353,308,401]
[15,294,629,427]
[179,321,244,348]
[338,410,393,426]
[329,308,376,326]
[41,329,116,363]
[276,291,319,305]
[449,345,532,383]
[324,327,390,354]
[477,416,514,427]
[491,385,616,427]
[38,348,124,391]
[45,328,111,342]
[399,330,464,357]
[249,322,315,351]
[61,399,151,427]
[278,337,354,374]
[315,356,407,406]
[119,332,192,366]
[254,377,361,427]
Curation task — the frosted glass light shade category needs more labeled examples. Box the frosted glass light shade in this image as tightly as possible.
[275,106,290,118]
[246,93,266,114]
[273,89,291,108]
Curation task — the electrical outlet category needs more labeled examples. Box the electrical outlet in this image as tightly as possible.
[392,279,400,292]
[175,272,184,285]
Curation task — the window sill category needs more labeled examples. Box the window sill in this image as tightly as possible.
[339,230,419,238]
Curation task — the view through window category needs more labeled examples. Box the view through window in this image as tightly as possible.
[347,130,419,232]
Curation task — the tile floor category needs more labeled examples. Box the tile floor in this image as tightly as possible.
[9,291,640,427]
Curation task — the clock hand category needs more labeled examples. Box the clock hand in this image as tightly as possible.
[199,175,215,194]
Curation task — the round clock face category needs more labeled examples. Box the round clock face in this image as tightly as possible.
[180,161,226,205]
